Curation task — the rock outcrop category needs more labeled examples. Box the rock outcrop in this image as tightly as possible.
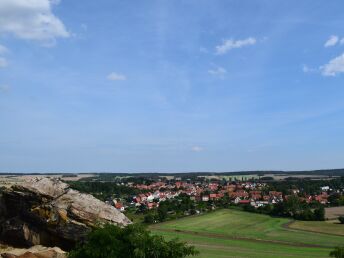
[0,244,66,258]
[0,178,131,250]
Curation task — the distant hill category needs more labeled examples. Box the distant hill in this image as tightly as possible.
[1,168,344,177]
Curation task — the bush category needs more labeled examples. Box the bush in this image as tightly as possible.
[330,246,344,258]
[314,206,325,221]
[243,204,255,213]
[143,214,154,224]
[338,216,344,224]
[68,224,198,258]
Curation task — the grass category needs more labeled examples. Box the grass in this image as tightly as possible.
[150,209,344,258]
[124,211,145,224]
[289,219,344,236]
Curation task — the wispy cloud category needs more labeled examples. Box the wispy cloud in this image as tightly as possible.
[191,146,204,152]
[0,0,69,45]
[324,35,339,47]
[0,57,8,68]
[107,72,127,81]
[302,64,317,73]
[208,66,227,78]
[320,53,344,76]
[215,37,256,55]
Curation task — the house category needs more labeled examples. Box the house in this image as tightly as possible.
[255,201,269,207]
[147,202,159,209]
[139,194,147,202]
[209,193,224,200]
[115,202,125,212]
[321,186,330,191]
[208,183,219,191]
[175,182,182,189]
[250,193,262,200]
[147,194,154,202]
[314,194,328,204]
[263,195,270,201]
[269,191,283,198]
[202,195,209,202]
[230,190,249,199]
[238,200,251,205]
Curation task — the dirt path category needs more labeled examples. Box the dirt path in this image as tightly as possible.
[151,227,330,249]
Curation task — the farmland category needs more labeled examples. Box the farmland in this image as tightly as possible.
[150,209,344,258]
[289,220,344,236]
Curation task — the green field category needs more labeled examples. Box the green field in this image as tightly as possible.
[289,219,344,236]
[150,209,344,258]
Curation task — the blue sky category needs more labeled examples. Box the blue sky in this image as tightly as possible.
[1,0,344,172]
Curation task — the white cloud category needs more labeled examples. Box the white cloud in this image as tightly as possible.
[340,38,344,45]
[324,35,339,47]
[208,66,227,78]
[321,53,344,76]
[215,37,256,55]
[0,84,10,93]
[0,57,8,68]
[0,44,8,54]
[302,64,317,73]
[107,72,127,81]
[191,146,204,152]
[0,0,69,44]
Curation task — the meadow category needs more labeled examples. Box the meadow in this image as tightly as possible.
[150,209,344,258]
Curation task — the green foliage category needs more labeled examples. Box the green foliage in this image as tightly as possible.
[269,196,325,221]
[147,194,197,222]
[158,205,168,222]
[268,177,344,196]
[243,204,255,212]
[338,216,344,224]
[143,213,154,224]
[67,181,145,201]
[68,224,198,258]
[330,246,344,258]
[313,206,325,221]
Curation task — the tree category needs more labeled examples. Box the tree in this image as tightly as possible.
[338,216,344,224]
[285,195,302,216]
[243,204,255,213]
[157,205,168,222]
[330,246,344,258]
[144,214,154,224]
[69,224,198,258]
[314,206,325,221]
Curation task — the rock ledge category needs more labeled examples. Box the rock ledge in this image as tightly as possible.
[0,178,131,250]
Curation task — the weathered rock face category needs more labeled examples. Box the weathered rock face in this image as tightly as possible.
[0,178,131,250]
[0,244,66,258]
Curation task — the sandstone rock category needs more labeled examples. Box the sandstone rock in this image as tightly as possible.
[0,245,66,258]
[0,178,131,250]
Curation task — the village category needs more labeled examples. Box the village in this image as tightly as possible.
[111,177,334,213]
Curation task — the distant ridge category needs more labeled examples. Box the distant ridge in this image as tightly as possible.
[1,168,344,176]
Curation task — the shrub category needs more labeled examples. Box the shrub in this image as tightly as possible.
[143,214,154,224]
[68,224,198,258]
[314,206,325,221]
[338,216,344,224]
[330,246,344,258]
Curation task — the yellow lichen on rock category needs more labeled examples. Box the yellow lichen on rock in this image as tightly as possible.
[57,209,68,223]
